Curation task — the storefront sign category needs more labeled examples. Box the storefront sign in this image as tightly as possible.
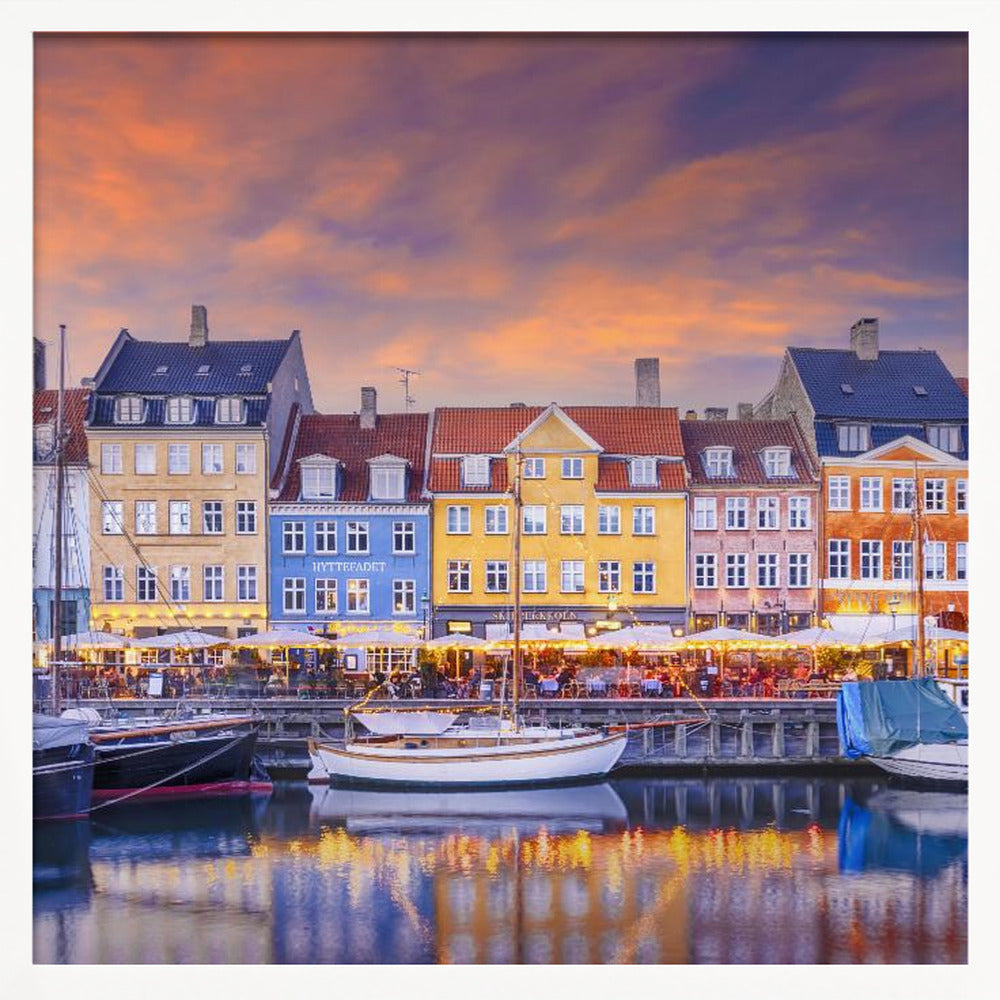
[489,609,580,622]
[312,560,388,573]
[447,621,473,634]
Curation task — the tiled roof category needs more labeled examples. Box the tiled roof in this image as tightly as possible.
[595,458,686,492]
[681,419,817,486]
[33,389,90,464]
[96,334,291,394]
[427,457,510,494]
[788,347,969,421]
[814,421,968,460]
[88,395,270,428]
[277,412,429,503]
[431,406,684,455]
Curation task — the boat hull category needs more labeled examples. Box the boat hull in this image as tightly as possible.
[868,741,968,785]
[33,743,95,821]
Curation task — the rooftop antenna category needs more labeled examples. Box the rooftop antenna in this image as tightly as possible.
[394,367,421,411]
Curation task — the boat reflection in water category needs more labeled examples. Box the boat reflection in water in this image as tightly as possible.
[33,777,967,965]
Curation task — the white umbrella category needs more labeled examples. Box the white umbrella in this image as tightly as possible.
[333,630,423,648]
[775,626,871,648]
[230,628,335,649]
[875,625,969,645]
[591,626,682,649]
[42,630,129,650]
[423,634,492,649]
[682,626,788,645]
[128,629,230,650]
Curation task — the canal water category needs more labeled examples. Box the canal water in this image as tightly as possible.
[33,776,967,964]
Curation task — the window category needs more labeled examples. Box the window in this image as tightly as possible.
[392,579,416,615]
[237,565,258,602]
[560,560,584,593]
[828,539,850,580]
[705,449,733,478]
[633,561,656,593]
[560,505,584,534]
[393,521,416,553]
[135,501,157,535]
[523,458,545,479]
[101,443,123,475]
[860,540,882,580]
[134,443,155,475]
[101,501,124,534]
[924,478,946,513]
[204,565,224,602]
[168,443,190,475]
[956,479,967,513]
[523,505,547,534]
[347,579,370,613]
[371,463,405,499]
[485,561,509,593]
[165,397,193,423]
[788,496,810,530]
[315,579,337,613]
[892,541,913,581]
[562,457,584,479]
[598,561,621,593]
[860,477,883,511]
[691,554,715,589]
[170,565,191,602]
[725,497,748,530]
[202,501,223,534]
[168,500,191,534]
[216,397,243,424]
[283,521,305,553]
[629,457,657,487]
[763,448,791,477]
[924,541,946,581]
[892,478,915,512]
[236,501,257,534]
[315,521,337,553]
[632,506,655,535]
[447,560,472,593]
[202,443,223,474]
[693,497,717,531]
[788,553,811,588]
[302,464,337,499]
[598,505,621,534]
[725,554,747,588]
[115,396,143,423]
[462,455,490,486]
[235,443,257,475]
[283,577,306,613]
[346,521,369,553]
[484,506,509,535]
[136,566,157,602]
[102,566,124,602]
[837,424,870,452]
[195,364,210,377]
[447,505,471,534]
[828,476,850,510]
[756,496,779,529]
[757,553,779,588]
[928,424,962,453]
[956,542,967,581]
[523,560,547,593]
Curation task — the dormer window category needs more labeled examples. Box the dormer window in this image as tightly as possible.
[763,447,791,477]
[115,396,143,424]
[215,397,243,424]
[370,456,407,500]
[301,460,338,500]
[837,423,870,452]
[629,457,657,487]
[154,365,168,377]
[165,396,194,424]
[33,423,54,458]
[927,424,962,453]
[704,448,733,478]
[462,455,491,487]
[195,364,211,377]
[238,365,253,377]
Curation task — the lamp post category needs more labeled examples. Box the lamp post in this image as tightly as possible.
[421,592,430,640]
[887,594,901,628]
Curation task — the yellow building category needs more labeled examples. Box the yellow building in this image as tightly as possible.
[426,403,688,638]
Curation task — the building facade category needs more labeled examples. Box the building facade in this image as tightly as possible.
[84,306,314,638]
[681,415,820,634]
[427,403,688,638]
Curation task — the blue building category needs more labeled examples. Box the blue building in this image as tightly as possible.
[268,388,431,672]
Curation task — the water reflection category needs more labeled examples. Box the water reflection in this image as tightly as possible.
[33,777,967,964]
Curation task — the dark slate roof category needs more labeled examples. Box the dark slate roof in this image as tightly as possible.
[88,395,270,428]
[34,389,90,464]
[788,347,969,421]
[96,334,291,394]
[814,421,968,460]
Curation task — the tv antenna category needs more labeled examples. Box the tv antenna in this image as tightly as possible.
[395,367,421,411]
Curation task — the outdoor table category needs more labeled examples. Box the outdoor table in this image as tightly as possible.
[586,680,607,697]
[641,679,663,696]
[539,679,559,697]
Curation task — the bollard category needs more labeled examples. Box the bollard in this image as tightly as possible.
[708,714,721,758]
[674,723,687,759]
[806,721,820,757]
[740,717,753,758]
[772,718,786,758]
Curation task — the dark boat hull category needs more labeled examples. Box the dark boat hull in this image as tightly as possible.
[33,743,95,821]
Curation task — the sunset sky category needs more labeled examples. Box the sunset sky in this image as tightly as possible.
[33,33,968,415]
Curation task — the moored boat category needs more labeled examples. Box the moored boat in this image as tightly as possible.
[33,713,95,821]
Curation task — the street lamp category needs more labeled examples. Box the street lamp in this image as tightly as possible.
[887,594,901,627]
[420,592,430,640]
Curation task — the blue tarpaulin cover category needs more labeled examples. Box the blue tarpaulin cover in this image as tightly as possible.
[836,678,967,759]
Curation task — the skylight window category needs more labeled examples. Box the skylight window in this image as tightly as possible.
[238,365,253,376]
[195,364,211,376]
[840,383,854,394]
[913,385,928,396]
[154,365,168,376]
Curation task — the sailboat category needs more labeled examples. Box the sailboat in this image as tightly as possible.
[309,449,628,787]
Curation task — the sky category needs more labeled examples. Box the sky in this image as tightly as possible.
[33,33,968,416]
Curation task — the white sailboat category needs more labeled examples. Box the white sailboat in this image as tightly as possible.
[309,449,628,787]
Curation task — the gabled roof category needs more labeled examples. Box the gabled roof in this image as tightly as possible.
[275,412,429,503]
[33,389,90,464]
[833,434,966,466]
[680,419,818,487]
[787,347,968,421]
[503,403,603,454]
[88,395,270,428]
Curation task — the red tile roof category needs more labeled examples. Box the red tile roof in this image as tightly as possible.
[955,376,968,396]
[33,389,90,464]
[276,412,429,502]
[681,419,818,487]
[428,457,510,494]
[595,458,686,493]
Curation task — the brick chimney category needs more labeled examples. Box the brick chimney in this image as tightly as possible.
[704,407,729,421]
[33,337,45,391]
[189,304,209,347]
[634,358,661,406]
[360,386,377,430]
[684,409,698,421]
[850,317,879,361]
[737,402,754,421]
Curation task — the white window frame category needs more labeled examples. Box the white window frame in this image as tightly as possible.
[392,579,416,615]
[371,463,406,500]
[756,496,779,530]
[202,501,223,535]
[562,457,584,480]
[347,578,370,614]
[235,501,257,534]
[756,552,779,588]
[837,424,870,452]
[860,540,883,580]
[891,478,915,513]
[522,560,547,593]
[828,539,850,580]
[392,520,416,554]
[522,457,545,479]
[115,396,143,424]
[215,397,243,424]
[860,477,883,512]
[485,561,509,593]
[927,424,962,453]
[101,501,124,535]
[165,397,193,424]
[724,497,748,530]
[629,457,656,486]
[923,541,946,581]
[523,505,547,535]
[101,443,123,475]
[632,561,656,594]
[694,553,717,589]
[237,565,258,602]
[763,448,791,477]
[891,540,913,581]
[788,496,811,530]
[598,505,621,534]
[705,448,733,478]
[134,443,155,475]
[725,553,748,589]
[346,521,369,554]
[203,565,224,602]
[302,464,337,500]
[956,542,967,581]
[484,506,509,535]
[170,565,191,602]
[598,561,621,593]
[632,506,655,535]
[462,455,491,487]
[136,566,157,602]
[135,500,157,535]
[168,500,191,535]
[560,505,584,534]
[167,443,190,475]
[315,521,337,554]
[446,505,471,535]
[235,443,257,475]
[923,478,946,513]
[788,553,811,589]
[956,479,967,514]
[828,476,850,510]
[560,560,584,593]
[283,521,306,553]
[102,565,124,602]
[315,578,337,613]
[447,560,472,593]
[693,497,717,531]
[201,443,224,475]
[283,577,306,614]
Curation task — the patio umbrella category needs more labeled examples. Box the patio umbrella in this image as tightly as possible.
[775,626,871,648]
[424,634,492,679]
[681,627,791,684]
[128,629,230,649]
[591,625,682,649]
[874,625,969,645]
[230,628,336,683]
[332,630,423,647]
[43,629,129,650]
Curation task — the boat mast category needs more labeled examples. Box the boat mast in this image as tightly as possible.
[914,459,925,679]
[51,324,67,715]
[512,447,523,726]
